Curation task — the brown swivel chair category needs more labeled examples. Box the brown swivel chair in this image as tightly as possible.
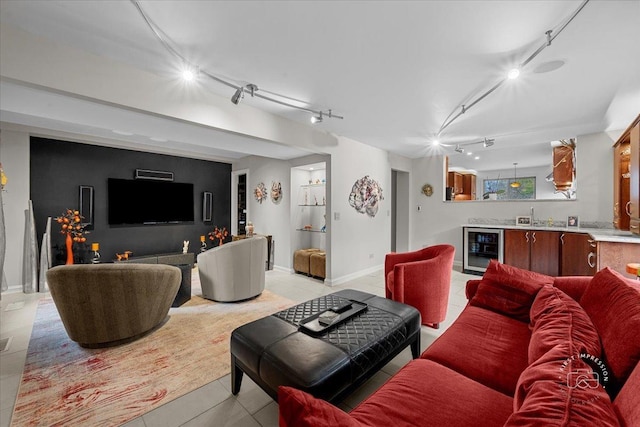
[46,263,181,347]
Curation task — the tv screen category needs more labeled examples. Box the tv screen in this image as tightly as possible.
[108,178,194,225]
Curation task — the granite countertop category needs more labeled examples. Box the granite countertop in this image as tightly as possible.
[461,224,640,244]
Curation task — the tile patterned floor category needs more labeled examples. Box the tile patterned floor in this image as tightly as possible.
[0,267,476,427]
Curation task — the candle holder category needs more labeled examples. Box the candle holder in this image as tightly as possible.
[91,243,101,264]
[200,235,207,253]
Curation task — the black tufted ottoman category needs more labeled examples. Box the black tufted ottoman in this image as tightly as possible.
[230,289,421,403]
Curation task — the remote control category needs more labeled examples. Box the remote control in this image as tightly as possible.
[331,301,352,313]
[318,310,340,326]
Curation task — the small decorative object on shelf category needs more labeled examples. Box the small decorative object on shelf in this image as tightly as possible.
[516,216,532,226]
[55,209,88,265]
[245,221,254,237]
[200,235,207,252]
[303,224,313,230]
[91,242,101,263]
[116,251,133,261]
[567,215,579,228]
[209,226,229,246]
[254,182,267,203]
[182,240,189,254]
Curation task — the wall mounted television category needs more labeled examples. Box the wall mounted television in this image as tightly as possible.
[108,178,195,225]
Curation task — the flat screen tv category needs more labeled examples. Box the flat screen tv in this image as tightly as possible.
[108,178,194,225]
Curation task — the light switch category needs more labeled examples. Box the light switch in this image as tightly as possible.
[334,212,340,220]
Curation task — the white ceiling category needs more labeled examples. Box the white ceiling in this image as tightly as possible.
[1,0,639,168]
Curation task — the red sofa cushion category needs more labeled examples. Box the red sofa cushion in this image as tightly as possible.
[278,386,362,427]
[278,359,514,427]
[528,285,601,364]
[580,267,640,390]
[507,367,619,426]
[614,362,640,426]
[470,260,553,322]
[421,305,531,396]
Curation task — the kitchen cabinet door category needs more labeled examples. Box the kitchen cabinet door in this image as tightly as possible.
[560,233,596,276]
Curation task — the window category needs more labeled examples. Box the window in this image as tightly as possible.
[483,177,536,200]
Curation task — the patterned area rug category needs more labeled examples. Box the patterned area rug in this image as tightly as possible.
[11,279,294,427]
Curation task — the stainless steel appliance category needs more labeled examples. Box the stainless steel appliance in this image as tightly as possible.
[463,227,504,274]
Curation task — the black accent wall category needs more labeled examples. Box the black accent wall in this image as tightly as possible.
[30,137,231,265]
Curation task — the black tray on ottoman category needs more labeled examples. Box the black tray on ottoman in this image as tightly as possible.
[230,289,421,403]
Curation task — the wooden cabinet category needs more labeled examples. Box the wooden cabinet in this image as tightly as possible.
[560,232,597,276]
[613,114,640,235]
[448,172,476,200]
[630,122,640,235]
[447,172,463,195]
[463,174,476,200]
[504,229,561,276]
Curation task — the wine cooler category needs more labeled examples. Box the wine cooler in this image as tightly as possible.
[463,227,504,274]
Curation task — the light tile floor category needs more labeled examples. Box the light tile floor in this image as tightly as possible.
[0,267,476,427]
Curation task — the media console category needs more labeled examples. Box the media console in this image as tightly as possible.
[119,252,195,306]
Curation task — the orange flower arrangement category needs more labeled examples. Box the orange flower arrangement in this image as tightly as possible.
[55,209,88,243]
[208,226,228,247]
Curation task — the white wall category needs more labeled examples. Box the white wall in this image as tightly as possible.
[232,156,292,270]
[0,130,30,290]
[411,130,619,265]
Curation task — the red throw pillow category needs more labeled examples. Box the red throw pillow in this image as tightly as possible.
[528,285,601,364]
[580,267,640,390]
[470,260,553,322]
[278,386,362,427]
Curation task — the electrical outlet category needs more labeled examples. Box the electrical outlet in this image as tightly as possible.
[417,205,422,211]
[334,212,340,220]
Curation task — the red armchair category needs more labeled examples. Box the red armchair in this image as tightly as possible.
[385,244,455,329]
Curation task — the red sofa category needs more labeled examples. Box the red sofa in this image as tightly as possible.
[278,260,640,427]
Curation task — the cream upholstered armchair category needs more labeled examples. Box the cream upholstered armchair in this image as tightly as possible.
[197,235,267,302]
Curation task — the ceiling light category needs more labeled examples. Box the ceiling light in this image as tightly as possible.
[483,138,495,148]
[466,151,473,156]
[507,68,520,80]
[132,1,344,122]
[311,112,323,124]
[432,139,440,146]
[231,87,244,105]
[475,156,480,160]
[510,162,521,188]
[454,145,464,153]
[181,66,198,82]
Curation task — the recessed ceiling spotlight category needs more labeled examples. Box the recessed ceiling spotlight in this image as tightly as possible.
[475,156,480,160]
[533,60,565,74]
[507,68,520,79]
[112,130,133,136]
[467,151,473,156]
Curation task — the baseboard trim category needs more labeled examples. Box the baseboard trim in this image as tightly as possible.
[324,264,383,287]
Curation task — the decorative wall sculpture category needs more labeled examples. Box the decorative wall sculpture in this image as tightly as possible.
[348,175,384,218]
[254,182,267,204]
[271,181,282,203]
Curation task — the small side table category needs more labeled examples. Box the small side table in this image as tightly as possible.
[625,263,640,279]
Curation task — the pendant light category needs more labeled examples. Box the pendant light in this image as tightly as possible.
[510,163,521,188]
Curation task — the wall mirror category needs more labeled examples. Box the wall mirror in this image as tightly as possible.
[445,138,577,202]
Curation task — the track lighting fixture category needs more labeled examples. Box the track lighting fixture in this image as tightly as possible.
[131,0,343,123]
[436,0,588,136]
[483,138,495,148]
[311,112,323,124]
[231,87,244,105]
[454,145,464,153]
